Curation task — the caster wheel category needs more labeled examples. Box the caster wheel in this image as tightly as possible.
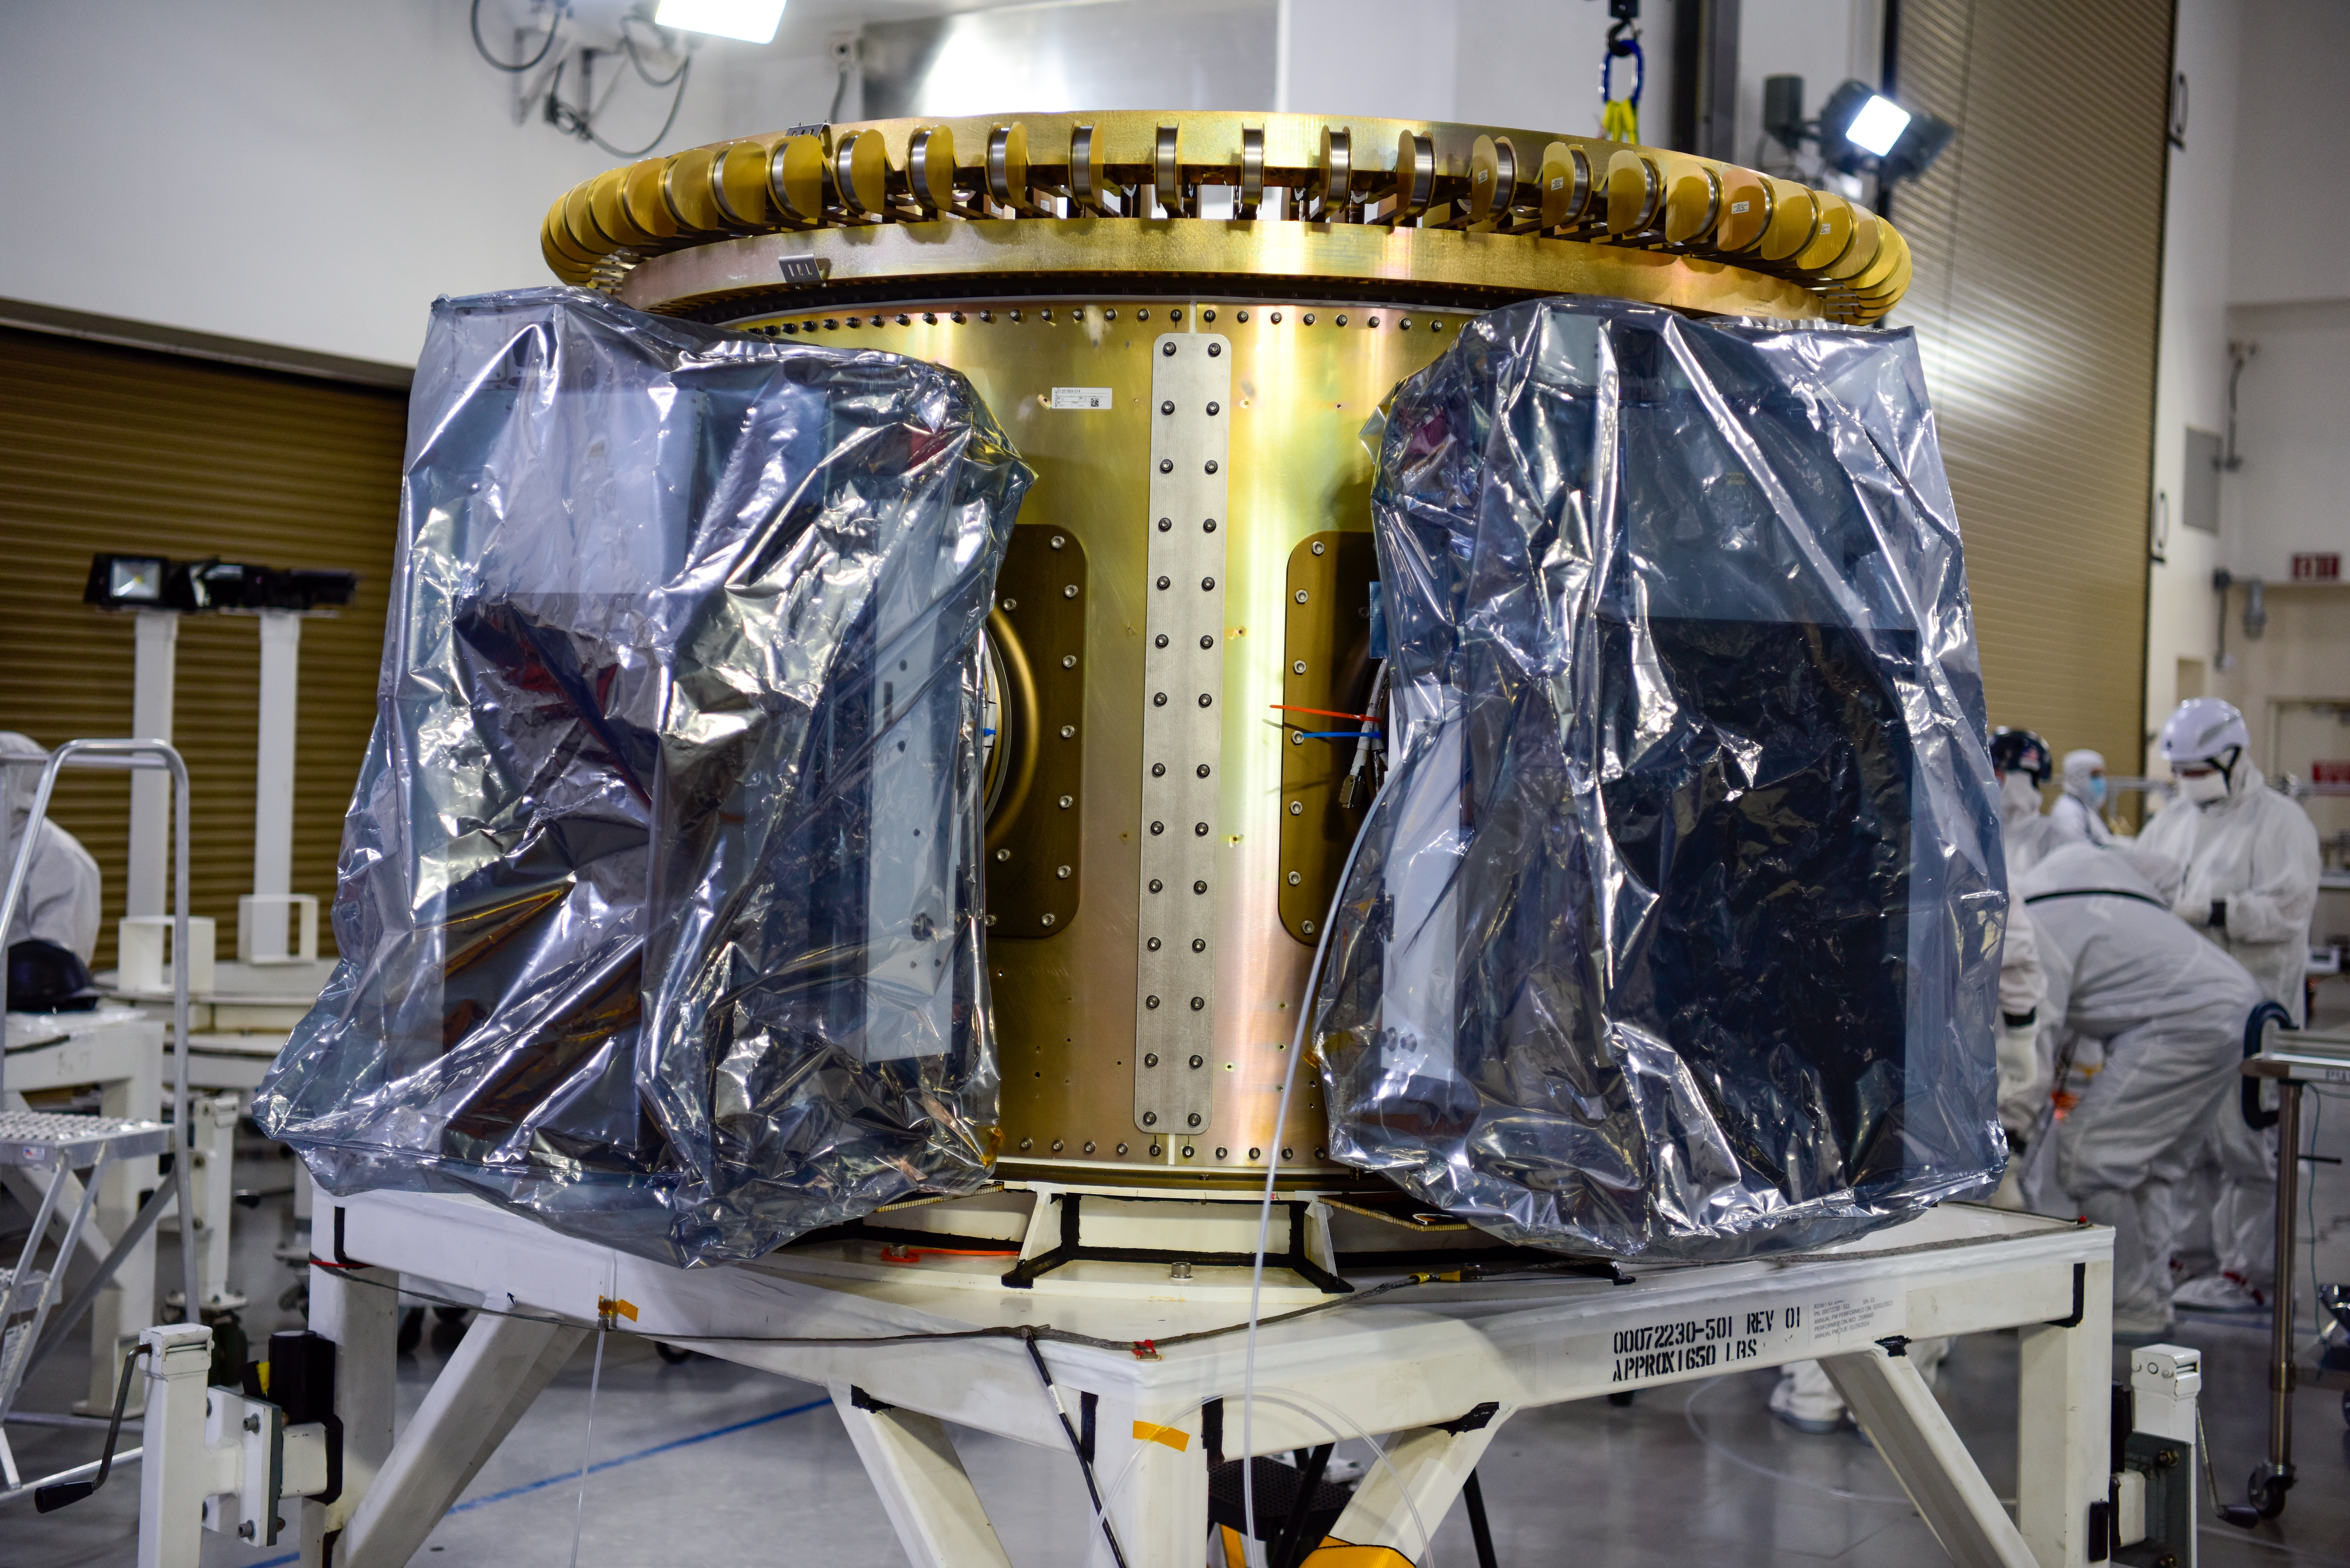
[2247,1464,2294,1520]
[656,1342,696,1365]
[397,1305,424,1354]
[1606,1391,1635,1407]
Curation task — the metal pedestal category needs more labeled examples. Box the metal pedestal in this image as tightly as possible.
[284,1188,2113,1568]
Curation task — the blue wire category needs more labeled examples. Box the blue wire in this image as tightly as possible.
[1296,730,1380,740]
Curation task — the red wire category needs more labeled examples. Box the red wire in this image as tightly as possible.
[1268,703,1379,723]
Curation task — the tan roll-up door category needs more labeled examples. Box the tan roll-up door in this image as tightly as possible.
[1886,0,2172,795]
[0,325,403,968]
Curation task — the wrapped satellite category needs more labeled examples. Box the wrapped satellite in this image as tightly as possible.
[1316,298,2005,1260]
[256,289,1031,1266]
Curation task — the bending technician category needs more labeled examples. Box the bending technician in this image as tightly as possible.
[2019,841,2264,1341]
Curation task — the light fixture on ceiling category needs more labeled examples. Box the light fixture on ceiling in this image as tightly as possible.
[653,0,785,44]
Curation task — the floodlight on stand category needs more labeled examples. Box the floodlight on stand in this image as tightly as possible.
[83,553,169,611]
[653,0,785,43]
[1815,79,1879,172]
[1878,108,1956,185]
[1846,94,1912,157]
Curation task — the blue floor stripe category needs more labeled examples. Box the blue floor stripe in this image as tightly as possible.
[240,1395,832,1567]
[451,1396,834,1512]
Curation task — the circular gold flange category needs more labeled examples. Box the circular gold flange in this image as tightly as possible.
[538,110,1909,325]
[617,216,1827,323]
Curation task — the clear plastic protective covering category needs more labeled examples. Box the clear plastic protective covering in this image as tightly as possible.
[256,288,1032,1266]
[1318,297,2006,1261]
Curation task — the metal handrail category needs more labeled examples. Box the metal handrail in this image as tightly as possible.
[0,739,199,1321]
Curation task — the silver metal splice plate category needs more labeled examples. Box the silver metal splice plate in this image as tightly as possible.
[1134,331,1232,1136]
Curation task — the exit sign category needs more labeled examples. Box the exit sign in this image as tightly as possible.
[2291,552,2340,581]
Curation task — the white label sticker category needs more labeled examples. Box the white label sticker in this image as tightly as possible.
[1730,200,1751,214]
[1050,387,1114,410]
[1517,1286,1908,1399]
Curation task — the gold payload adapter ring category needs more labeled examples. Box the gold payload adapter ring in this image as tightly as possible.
[542,111,1911,326]
[529,110,1912,1187]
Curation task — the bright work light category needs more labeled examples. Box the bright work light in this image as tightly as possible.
[1845,94,1912,158]
[654,0,785,44]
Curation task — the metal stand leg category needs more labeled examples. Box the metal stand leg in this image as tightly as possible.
[1821,1345,2035,1567]
[830,1381,1016,1568]
[334,1307,586,1568]
[91,1054,161,1413]
[1327,1413,1506,1560]
[295,1263,398,1567]
[2015,1258,2113,1568]
[186,1094,244,1312]
[2254,1078,2302,1516]
[134,1323,216,1568]
[1095,1403,1211,1568]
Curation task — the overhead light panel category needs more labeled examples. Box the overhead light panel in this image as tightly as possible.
[1845,94,1912,158]
[654,0,785,43]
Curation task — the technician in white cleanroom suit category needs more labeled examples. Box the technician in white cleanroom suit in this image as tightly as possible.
[2020,841,2265,1339]
[2048,749,2114,848]
[2136,697,2319,1312]
[0,731,101,963]
[1990,727,2064,876]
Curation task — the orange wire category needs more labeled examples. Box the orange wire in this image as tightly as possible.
[1269,703,1379,723]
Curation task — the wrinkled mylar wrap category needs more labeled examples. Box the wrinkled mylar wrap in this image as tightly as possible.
[1318,297,2005,1260]
[258,289,1031,1265]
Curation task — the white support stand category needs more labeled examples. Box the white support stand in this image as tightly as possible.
[176,1094,245,1312]
[291,1262,398,1564]
[240,610,316,966]
[125,611,177,922]
[830,1381,1018,1568]
[0,1015,163,1412]
[1822,1345,2037,1567]
[136,1324,216,1568]
[267,1189,2114,1568]
[133,1322,334,1567]
[335,1309,586,1568]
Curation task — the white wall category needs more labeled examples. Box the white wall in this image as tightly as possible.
[2142,0,2242,749]
[0,0,1901,372]
[2141,0,2350,770]
[2226,0,2350,309]
[0,2,845,368]
[2223,300,2350,581]
[1734,0,1880,175]
[1279,0,1675,142]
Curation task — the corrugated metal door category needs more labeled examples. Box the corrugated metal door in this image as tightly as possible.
[1887,0,2172,781]
[0,325,403,966]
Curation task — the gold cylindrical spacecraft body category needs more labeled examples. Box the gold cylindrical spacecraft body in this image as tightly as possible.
[540,112,1907,1189]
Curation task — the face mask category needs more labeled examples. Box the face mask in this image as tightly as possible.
[2088,776,2107,805]
[2179,770,2227,805]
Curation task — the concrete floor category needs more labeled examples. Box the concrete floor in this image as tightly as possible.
[7,1057,2349,1568]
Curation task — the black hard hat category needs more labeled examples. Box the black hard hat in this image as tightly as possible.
[7,938,100,1013]
[1988,727,2052,785]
